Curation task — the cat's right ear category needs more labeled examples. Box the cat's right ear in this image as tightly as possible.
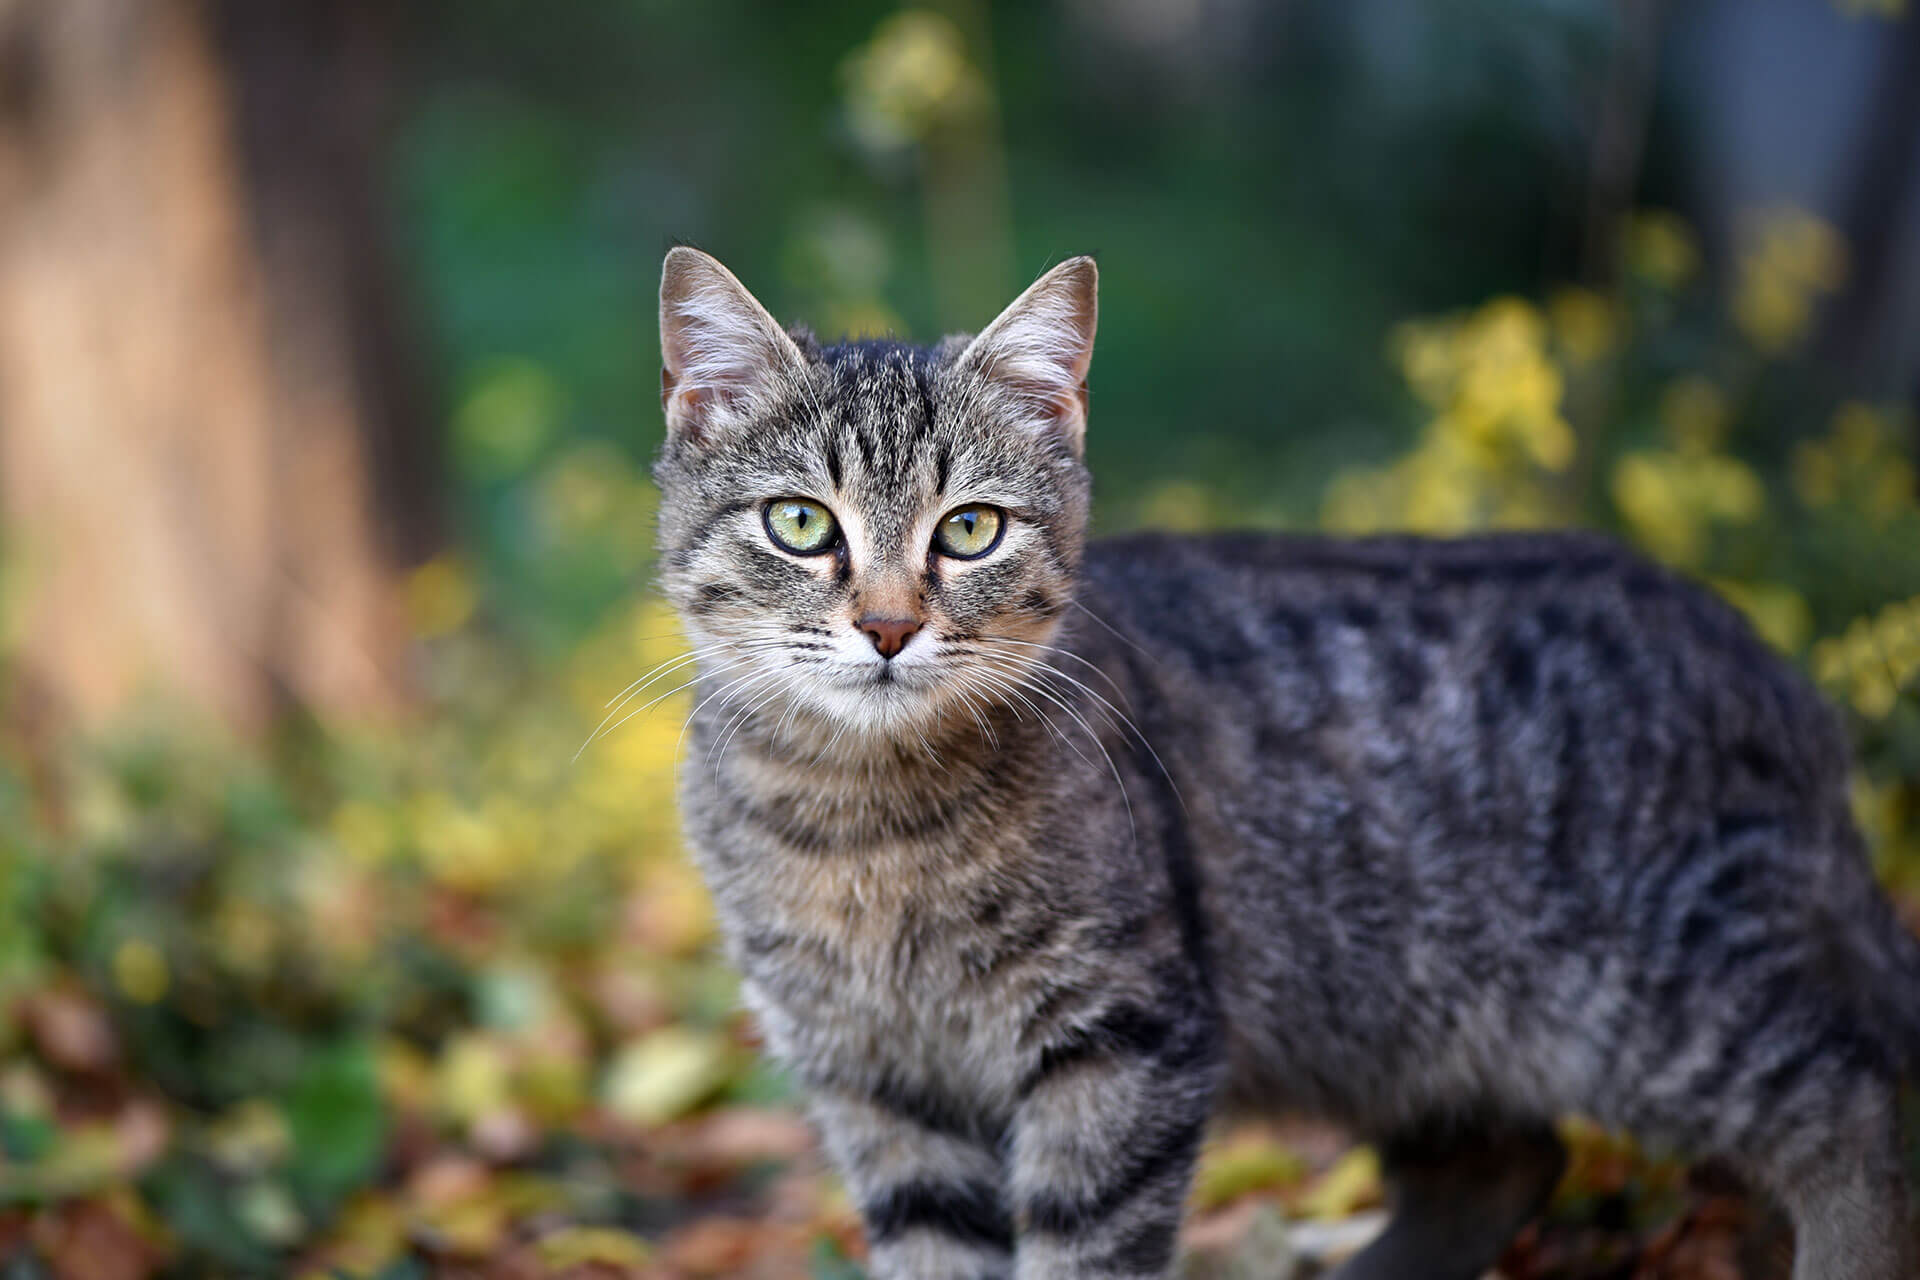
[659,247,807,445]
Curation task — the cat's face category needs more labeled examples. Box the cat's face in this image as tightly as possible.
[652,249,1096,740]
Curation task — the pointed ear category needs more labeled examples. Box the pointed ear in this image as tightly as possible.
[659,247,807,444]
[956,256,1098,454]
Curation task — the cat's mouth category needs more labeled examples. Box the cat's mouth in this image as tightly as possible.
[831,658,938,696]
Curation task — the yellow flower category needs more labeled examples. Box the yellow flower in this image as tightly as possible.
[1732,208,1847,352]
[1548,287,1618,366]
[841,10,989,151]
[1792,440,1838,507]
[1612,453,1696,565]
[1610,450,1764,567]
[1834,402,1889,462]
[406,556,478,638]
[1812,595,1920,719]
[1393,323,1458,407]
[1659,376,1729,454]
[455,359,559,477]
[1624,210,1699,289]
[1141,481,1219,532]
[331,800,397,864]
[1710,579,1811,654]
[1791,402,1919,522]
[113,938,170,1005]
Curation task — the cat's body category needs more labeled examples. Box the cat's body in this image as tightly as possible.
[652,248,1920,1279]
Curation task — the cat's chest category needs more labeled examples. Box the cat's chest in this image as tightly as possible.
[726,861,1038,1116]
[683,752,1048,1108]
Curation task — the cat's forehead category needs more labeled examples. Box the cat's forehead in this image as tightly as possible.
[819,340,943,463]
[807,340,1045,510]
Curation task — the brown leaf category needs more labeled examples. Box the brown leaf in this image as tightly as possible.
[25,987,118,1074]
[32,1199,163,1280]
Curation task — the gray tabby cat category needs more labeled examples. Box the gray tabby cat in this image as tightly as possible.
[651,246,1920,1280]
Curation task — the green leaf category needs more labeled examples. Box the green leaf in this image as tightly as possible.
[145,1156,280,1271]
[282,1040,385,1208]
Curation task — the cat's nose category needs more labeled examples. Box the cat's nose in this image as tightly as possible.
[858,616,921,659]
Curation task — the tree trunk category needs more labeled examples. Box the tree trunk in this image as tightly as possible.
[1814,5,1920,389]
[0,0,437,734]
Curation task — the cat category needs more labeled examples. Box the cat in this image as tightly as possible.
[650,245,1920,1280]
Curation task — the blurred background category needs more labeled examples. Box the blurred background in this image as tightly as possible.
[1,0,1919,1276]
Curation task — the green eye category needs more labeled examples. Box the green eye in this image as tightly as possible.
[764,498,839,554]
[933,505,1004,559]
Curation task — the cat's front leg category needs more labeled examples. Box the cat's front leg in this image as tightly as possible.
[809,1088,1014,1280]
[1008,1001,1223,1279]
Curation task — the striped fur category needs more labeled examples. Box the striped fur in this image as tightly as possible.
[653,248,1920,1279]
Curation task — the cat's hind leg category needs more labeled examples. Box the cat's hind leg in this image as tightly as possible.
[1745,1067,1915,1280]
[1329,1118,1565,1280]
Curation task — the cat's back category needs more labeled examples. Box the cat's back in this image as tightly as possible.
[1072,529,1867,1125]
[1075,527,1852,864]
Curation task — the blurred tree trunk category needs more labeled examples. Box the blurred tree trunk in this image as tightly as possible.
[1814,7,1920,393]
[0,0,438,734]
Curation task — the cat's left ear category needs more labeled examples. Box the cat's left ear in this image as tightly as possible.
[956,256,1097,455]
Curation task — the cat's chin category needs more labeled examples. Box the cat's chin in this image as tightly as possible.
[783,671,978,744]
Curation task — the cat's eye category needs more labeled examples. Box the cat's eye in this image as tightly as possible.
[933,504,1005,559]
[764,498,840,555]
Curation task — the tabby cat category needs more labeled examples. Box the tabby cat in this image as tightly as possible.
[650,246,1920,1280]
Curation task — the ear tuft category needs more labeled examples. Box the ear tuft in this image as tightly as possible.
[659,247,805,444]
[957,256,1098,453]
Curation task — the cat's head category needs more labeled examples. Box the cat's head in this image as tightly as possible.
[652,247,1096,740]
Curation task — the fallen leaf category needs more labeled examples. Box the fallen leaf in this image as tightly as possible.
[603,1028,731,1127]
[1297,1146,1381,1221]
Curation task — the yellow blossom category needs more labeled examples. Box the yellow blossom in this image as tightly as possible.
[841,10,989,151]
[113,938,170,1005]
[1548,287,1619,366]
[1624,210,1699,289]
[1811,594,1920,719]
[1732,208,1847,352]
[1710,579,1812,654]
[1611,450,1764,567]
[1342,297,1579,536]
[1658,376,1729,454]
[1141,481,1218,532]
[405,556,478,638]
[1791,402,1918,521]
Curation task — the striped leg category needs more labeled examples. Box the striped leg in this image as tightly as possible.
[810,1090,1013,1280]
[1744,1066,1914,1280]
[1009,1004,1222,1279]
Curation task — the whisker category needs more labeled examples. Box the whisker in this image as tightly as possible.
[594,637,783,720]
[573,654,762,762]
[951,685,999,749]
[970,652,1137,849]
[711,680,790,773]
[1024,664,1188,818]
[1071,598,1159,666]
[971,643,1188,818]
[679,667,783,782]
[976,635,1134,708]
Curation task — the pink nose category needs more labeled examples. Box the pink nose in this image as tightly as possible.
[858,616,921,659]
